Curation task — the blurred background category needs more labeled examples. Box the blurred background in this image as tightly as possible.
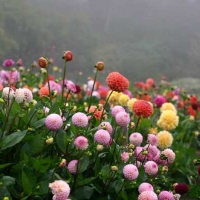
[1,0,200,88]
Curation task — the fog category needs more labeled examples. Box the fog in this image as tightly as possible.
[1,0,200,83]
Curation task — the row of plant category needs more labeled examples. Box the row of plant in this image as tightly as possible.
[0,53,200,200]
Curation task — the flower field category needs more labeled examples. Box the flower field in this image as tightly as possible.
[0,53,200,200]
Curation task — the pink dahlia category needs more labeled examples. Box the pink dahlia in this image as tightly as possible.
[158,191,174,200]
[154,95,166,108]
[129,132,143,146]
[0,70,20,85]
[144,161,158,176]
[94,130,111,145]
[121,152,130,163]
[138,191,158,200]
[2,87,15,100]
[115,111,130,127]
[111,105,125,117]
[72,112,88,127]
[123,164,139,180]
[133,100,154,118]
[138,182,154,194]
[67,160,78,174]
[106,72,129,92]
[161,148,175,164]
[49,180,70,200]
[98,122,113,134]
[147,134,158,146]
[45,80,62,94]
[45,114,63,131]
[2,59,15,67]
[74,136,88,150]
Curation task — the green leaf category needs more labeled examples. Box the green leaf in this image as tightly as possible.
[56,130,69,153]
[32,157,51,173]
[1,130,27,150]
[2,176,15,187]
[33,118,45,129]
[78,156,90,173]
[189,184,200,198]
[74,186,94,200]
[22,170,32,195]
[77,177,96,187]
[0,163,13,170]
[29,134,44,155]
[100,165,110,179]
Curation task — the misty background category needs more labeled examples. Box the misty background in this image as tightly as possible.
[1,0,200,87]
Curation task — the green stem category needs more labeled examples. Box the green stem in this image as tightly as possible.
[100,90,114,122]
[46,67,52,107]
[87,69,98,112]
[61,60,67,105]
[115,180,126,199]
[134,116,141,132]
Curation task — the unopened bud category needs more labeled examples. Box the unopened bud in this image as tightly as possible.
[59,159,67,168]
[96,144,104,151]
[111,166,118,171]
[46,137,54,144]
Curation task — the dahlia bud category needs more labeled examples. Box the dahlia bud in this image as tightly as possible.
[59,159,67,168]
[95,61,105,71]
[111,166,118,171]
[46,137,54,144]
[96,144,104,151]
[3,197,9,200]
[63,51,73,62]
[38,57,48,68]
[142,150,148,155]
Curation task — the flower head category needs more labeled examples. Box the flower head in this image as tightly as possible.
[118,94,130,106]
[67,160,78,174]
[17,58,23,66]
[133,100,154,118]
[45,114,63,131]
[74,136,88,150]
[38,87,49,98]
[123,164,139,180]
[88,105,106,120]
[0,70,20,85]
[38,57,48,68]
[153,95,166,108]
[98,122,113,134]
[138,182,154,194]
[138,191,158,200]
[147,134,157,146]
[95,61,104,71]
[45,80,61,94]
[161,148,175,164]
[121,152,130,163]
[160,102,177,114]
[72,112,88,127]
[115,111,130,127]
[49,180,70,200]
[174,183,189,195]
[63,51,73,62]
[111,105,125,117]
[129,132,143,146]
[108,91,122,105]
[156,131,173,149]
[94,130,111,145]
[106,72,129,92]
[23,88,33,103]
[157,110,179,130]
[144,161,158,176]
[15,88,25,103]
[158,191,174,200]
[2,87,14,100]
[127,98,137,112]
[2,59,15,67]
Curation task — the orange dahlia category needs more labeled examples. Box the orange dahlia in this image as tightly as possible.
[133,100,153,118]
[106,72,129,92]
[38,86,49,98]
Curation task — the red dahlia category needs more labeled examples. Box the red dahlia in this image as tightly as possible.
[106,72,129,93]
[174,183,189,195]
[63,51,73,62]
[133,100,153,118]
[95,61,105,71]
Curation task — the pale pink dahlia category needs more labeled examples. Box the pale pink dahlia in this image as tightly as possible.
[15,88,25,103]
[2,87,14,100]
[147,134,158,146]
[23,88,33,103]
[158,191,174,200]
[129,132,143,146]
[121,152,130,163]
[138,182,154,194]
[98,122,113,134]
[138,191,158,200]
[49,180,70,200]
[115,111,130,127]
[111,105,125,117]
[46,80,62,94]
[123,164,139,180]
[72,112,88,127]
[74,136,88,150]
[67,160,78,174]
[144,161,158,176]
[45,114,63,131]
[161,148,175,164]
[94,130,111,145]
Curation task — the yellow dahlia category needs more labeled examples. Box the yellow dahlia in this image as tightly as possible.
[157,110,179,130]
[156,130,173,149]
[127,98,137,112]
[108,91,122,105]
[160,102,177,114]
[118,94,130,106]
[148,127,158,135]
